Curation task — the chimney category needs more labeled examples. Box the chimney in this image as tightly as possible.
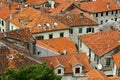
[107,3,110,10]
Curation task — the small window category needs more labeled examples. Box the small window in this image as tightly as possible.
[69,28,73,34]
[116,10,118,14]
[106,12,108,16]
[60,32,64,37]
[37,36,44,40]
[96,13,98,17]
[86,28,92,33]
[106,20,108,22]
[75,68,80,73]
[38,52,41,55]
[111,11,114,15]
[58,69,61,74]
[8,54,14,59]
[101,12,103,16]
[100,20,103,24]
[2,29,4,32]
[106,58,111,66]
[115,18,117,21]
[49,34,53,39]
[79,28,82,33]
[92,28,94,33]
[2,21,4,26]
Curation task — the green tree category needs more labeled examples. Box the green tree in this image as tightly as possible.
[2,63,62,80]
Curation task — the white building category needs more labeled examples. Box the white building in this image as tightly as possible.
[78,30,120,76]
[10,7,69,40]
[40,53,91,80]
[80,0,120,25]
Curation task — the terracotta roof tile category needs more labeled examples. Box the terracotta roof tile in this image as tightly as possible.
[5,28,33,43]
[10,7,69,33]
[79,30,120,57]
[87,69,107,79]
[38,37,77,55]
[81,77,120,80]
[0,6,18,20]
[0,42,39,74]
[80,0,120,13]
[26,0,47,5]
[51,12,98,27]
[40,53,91,73]
[113,52,120,68]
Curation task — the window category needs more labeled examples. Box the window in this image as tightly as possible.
[115,18,117,21]
[2,21,4,26]
[37,36,44,40]
[86,28,92,33]
[106,12,108,16]
[75,68,80,73]
[96,13,98,17]
[58,69,61,74]
[100,20,103,24]
[37,52,41,55]
[79,28,82,33]
[80,40,82,47]
[116,10,118,14]
[101,12,103,16]
[92,28,94,33]
[106,20,108,22]
[49,34,53,39]
[60,32,64,37]
[69,28,73,34]
[106,58,111,66]
[111,11,114,15]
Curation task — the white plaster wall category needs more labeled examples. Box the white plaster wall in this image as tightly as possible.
[93,10,120,25]
[35,45,59,57]
[9,22,19,31]
[35,29,69,39]
[70,26,97,45]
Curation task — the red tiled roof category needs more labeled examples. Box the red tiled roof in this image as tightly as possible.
[51,12,98,27]
[0,42,39,74]
[26,0,47,5]
[81,77,120,80]
[0,6,18,20]
[87,69,107,79]
[10,7,69,33]
[80,0,120,13]
[37,37,77,55]
[79,30,120,57]
[5,28,33,43]
[40,53,91,73]
[113,52,120,68]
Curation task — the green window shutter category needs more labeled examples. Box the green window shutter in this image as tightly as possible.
[79,28,82,33]
[92,28,94,33]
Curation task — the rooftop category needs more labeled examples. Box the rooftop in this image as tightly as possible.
[37,37,77,55]
[79,30,120,57]
[80,0,120,13]
[113,52,120,69]
[10,7,69,33]
[40,53,91,73]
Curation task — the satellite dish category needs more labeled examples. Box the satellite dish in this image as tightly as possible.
[97,64,102,70]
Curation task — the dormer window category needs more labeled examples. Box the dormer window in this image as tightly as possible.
[58,69,61,74]
[8,54,14,59]
[75,67,80,73]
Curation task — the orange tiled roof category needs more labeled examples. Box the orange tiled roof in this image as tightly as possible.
[79,30,120,57]
[10,7,69,33]
[113,52,120,69]
[37,37,77,55]
[0,6,18,20]
[81,77,120,80]
[87,69,107,79]
[40,53,91,73]
[80,0,120,13]
[0,41,39,74]
[5,28,33,43]
[26,0,48,5]
[51,12,98,27]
